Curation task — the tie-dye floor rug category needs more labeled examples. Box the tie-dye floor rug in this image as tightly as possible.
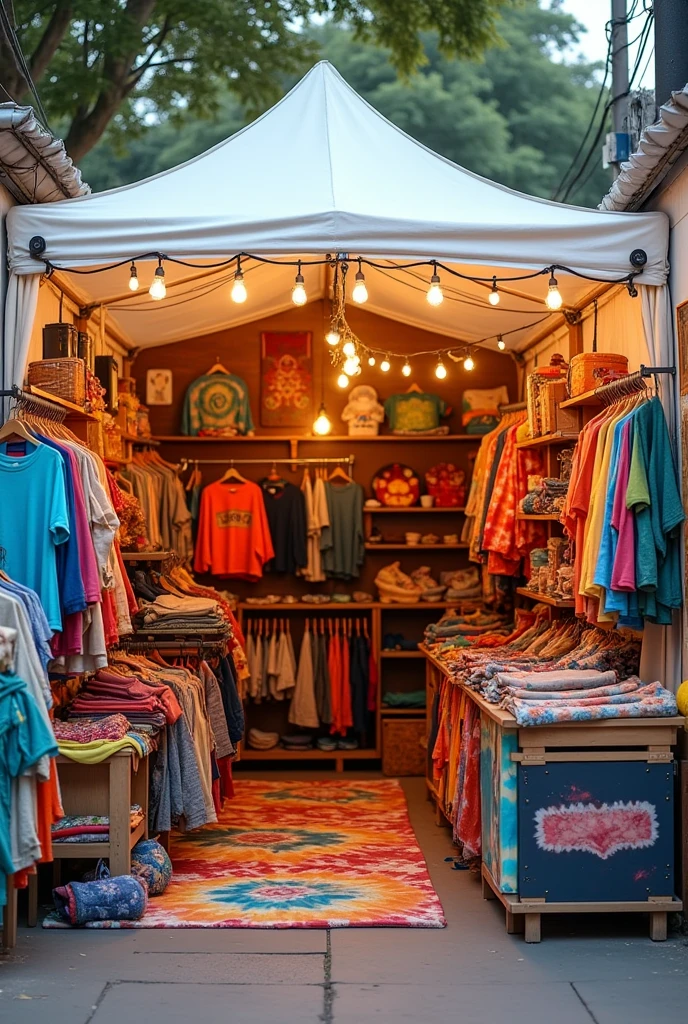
[44,779,446,928]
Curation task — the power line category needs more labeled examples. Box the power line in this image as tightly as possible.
[0,0,52,132]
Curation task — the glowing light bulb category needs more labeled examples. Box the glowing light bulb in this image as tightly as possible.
[312,404,332,436]
[149,262,166,300]
[326,329,340,347]
[291,265,307,306]
[337,373,350,389]
[401,360,412,377]
[434,359,447,380]
[352,261,368,304]
[426,267,443,306]
[464,355,475,372]
[342,341,356,358]
[545,271,562,310]
[129,262,139,292]
[231,272,247,303]
[488,277,500,306]
[497,335,506,351]
[343,357,361,377]
[368,355,376,367]
[380,357,391,373]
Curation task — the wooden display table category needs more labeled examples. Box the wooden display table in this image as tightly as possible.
[423,648,684,942]
[54,748,150,877]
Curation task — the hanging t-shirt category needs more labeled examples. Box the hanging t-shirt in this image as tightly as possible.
[260,480,307,574]
[181,372,255,436]
[320,481,365,580]
[384,392,446,432]
[194,479,274,580]
[0,443,69,631]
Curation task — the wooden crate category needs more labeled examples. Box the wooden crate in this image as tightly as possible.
[382,718,426,776]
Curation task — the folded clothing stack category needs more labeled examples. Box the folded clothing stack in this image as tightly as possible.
[67,669,181,730]
[52,805,144,844]
[382,690,426,709]
[488,668,678,726]
[139,594,226,633]
[247,728,280,750]
[53,713,130,744]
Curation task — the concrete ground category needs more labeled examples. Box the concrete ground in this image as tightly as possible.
[1,773,686,1024]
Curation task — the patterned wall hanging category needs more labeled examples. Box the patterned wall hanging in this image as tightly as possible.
[260,332,313,427]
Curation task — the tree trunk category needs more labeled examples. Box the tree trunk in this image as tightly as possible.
[30,1,73,84]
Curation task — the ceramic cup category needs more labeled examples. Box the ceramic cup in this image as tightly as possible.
[405,532,421,546]
[420,495,434,508]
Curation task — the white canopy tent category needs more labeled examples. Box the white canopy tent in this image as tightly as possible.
[3,60,671,389]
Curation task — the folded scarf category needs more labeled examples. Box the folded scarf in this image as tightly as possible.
[495,669,617,692]
[510,686,677,726]
[53,875,148,925]
[53,714,131,743]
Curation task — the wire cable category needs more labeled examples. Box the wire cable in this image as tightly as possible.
[0,0,53,131]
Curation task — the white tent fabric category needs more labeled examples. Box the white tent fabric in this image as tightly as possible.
[3,60,670,367]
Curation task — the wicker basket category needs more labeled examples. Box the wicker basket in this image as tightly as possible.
[382,719,426,776]
[568,353,628,396]
[27,357,86,407]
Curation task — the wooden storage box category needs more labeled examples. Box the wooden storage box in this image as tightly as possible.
[568,352,628,396]
[27,357,86,406]
[540,380,579,436]
[382,718,426,776]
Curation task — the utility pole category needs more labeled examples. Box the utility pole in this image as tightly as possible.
[609,0,630,176]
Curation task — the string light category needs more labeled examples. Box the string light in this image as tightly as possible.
[368,355,376,367]
[128,262,139,292]
[426,262,443,306]
[231,257,247,303]
[312,402,332,435]
[325,329,340,346]
[342,341,356,358]
[343,356,361,377]
[337,372,350,389]
[380,355,391,373]
[352,259,368,304]
[464,354,475,371]
[497,335,506,351]
[149,258,166,300]
[401,360,412,377]
[488,277,500,306]
[291,262,307,305]
[435,357,447,380]
[545,270,563,310]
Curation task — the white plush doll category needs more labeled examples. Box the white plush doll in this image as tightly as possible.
[341,384,385,436]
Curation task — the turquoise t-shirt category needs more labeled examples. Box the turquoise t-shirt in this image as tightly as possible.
[626,398,684,625]
[0,442,69,631]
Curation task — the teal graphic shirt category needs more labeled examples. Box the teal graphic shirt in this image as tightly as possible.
[181,372,255,436]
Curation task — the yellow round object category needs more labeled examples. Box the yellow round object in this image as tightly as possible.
[676,680,688,716]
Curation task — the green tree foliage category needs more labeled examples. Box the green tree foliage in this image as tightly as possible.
[79,3,611,207]
[3,0,511,162]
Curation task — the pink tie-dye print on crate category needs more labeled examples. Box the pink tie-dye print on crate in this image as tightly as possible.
[534,801,658,860]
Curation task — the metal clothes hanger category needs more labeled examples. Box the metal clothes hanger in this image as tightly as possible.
[220,459,247,484]
[328,461,352,483]
[405,382,424,394]
[206,355,231,375]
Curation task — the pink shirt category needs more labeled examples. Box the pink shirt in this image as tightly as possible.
[610,419,635,591]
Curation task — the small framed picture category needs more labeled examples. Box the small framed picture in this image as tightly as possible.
[146,369,173,405]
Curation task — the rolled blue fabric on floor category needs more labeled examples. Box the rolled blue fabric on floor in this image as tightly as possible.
[53,875,148,925]
[131,839,173,896]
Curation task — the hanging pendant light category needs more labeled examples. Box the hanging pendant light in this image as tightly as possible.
[352,259,368,304]
[497,335,506,351]
[488,277,500,306]
[545,269,562,310]
[337,372,350,389]
[368,355,376,367]
[463,354,475,372]
[292,262,307,306]
[342,341,356,358]
[325,328,340,347]
[129,261,140,292]
[434,357,447,380]
[149,258,166,300]
[231,256,247,303]
[401,359,412,377]
[380,355,391,373]
[313,402,332,435]
[426,262,444,306]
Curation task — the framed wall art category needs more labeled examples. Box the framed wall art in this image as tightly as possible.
[146,369,173,405]
[260,331,313,427]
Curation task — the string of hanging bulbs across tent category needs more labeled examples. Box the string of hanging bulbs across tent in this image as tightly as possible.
[40,249,641,385]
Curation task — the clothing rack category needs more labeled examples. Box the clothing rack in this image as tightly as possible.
[178,455,355,471]
[594,364,676,406]
[0,386,68,422]
[498,401,527,413]
[116,633,229,656]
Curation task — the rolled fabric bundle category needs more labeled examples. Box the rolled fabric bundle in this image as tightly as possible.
[53,875,148,925]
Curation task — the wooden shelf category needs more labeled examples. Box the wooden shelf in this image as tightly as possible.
[240,748,379,761]
[515,432,578,450]
[515,513,562,521]
[516,586,574,608]
[154,434,479,443]
[51,818,147,861]
[560,388,602,409]
[380,650,424,658]
[121,551,173,562]
[379,602,459,610]
[239,601,375,611]
[365,506,466,514]
[24,385,99,421]
[121,432,160,446]
[365,543,468,550]
[381,707,426,715]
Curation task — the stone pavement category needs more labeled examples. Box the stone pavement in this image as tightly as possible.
[1,774,686,1023]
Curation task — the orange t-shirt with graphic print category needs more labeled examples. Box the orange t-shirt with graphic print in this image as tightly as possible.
[194,479,274,579]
